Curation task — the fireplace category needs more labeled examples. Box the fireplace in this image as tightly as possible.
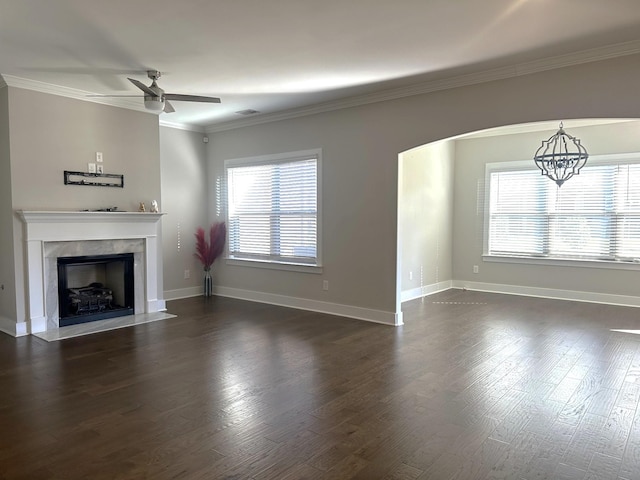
[18,211,166,335]
[57,253,135,326]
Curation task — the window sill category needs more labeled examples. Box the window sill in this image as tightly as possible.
[483,254,640,271]
[226,258,323,274]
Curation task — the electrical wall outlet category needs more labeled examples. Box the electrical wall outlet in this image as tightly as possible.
[88,163,96,173]
[96,152,103,162]
[409,271,413,280]
[323,280,329,291]
[473,265,479,274]
[184,269,190,279]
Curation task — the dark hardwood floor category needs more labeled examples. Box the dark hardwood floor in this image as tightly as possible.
[2,289,640,479]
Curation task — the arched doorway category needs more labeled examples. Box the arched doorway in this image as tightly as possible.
[397,118,640,321]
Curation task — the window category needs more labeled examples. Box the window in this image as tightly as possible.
[225,149,321,270]
[485,155,640,264]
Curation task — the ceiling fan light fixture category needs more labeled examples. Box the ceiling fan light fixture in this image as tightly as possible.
[533,122,589,187]
[144,96,165,113]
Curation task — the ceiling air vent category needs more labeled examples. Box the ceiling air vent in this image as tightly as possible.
[235,109,260,115]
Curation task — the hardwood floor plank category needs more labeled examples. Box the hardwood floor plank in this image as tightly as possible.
[615,382,640,411]
[279,463,326,479]
[562,413,609,470]
[519,442,564,480]
[554,462,587,480]
[382,462,424,479]
[586,452,622,479]
[597,406,635,460]
[618,406,640,479]
[482,430,543,479]
[586,387,623,418]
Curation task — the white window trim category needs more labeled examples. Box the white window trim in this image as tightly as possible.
[226,258,323,274]
[483,254,640,271]
[223,148,323,273]
[483,152,640,271]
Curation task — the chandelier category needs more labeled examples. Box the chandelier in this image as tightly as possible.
[533,122,588,187]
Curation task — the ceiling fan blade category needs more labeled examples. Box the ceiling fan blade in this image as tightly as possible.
[86,94,143,98]
[164,93,221,103]
[128,78,158,97]
[163,100,175,113]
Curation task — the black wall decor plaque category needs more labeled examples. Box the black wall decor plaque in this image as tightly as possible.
[64,170,124,188]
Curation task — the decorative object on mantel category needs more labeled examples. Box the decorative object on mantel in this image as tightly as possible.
[533,122,589,187]
[194,222,226,297]
[81,207,120,212]
[138,202,146,212]
[64,170,124,188]
[150,200,159,213]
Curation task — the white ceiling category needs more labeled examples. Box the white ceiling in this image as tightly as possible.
[2,0,640,130]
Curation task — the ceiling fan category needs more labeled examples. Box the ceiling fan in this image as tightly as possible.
[90,70,221,113]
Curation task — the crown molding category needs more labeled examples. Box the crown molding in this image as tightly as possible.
[460,118,637,139]
[1,74,206,130]
[159,120,205,133]
[205,39,640,134]
[513,40,640,76]
[0,74,151,114]
[0,75,205,133]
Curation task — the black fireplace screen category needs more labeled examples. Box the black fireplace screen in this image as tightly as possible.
[57,253,135,327]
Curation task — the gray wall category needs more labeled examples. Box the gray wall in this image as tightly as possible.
[399,140,454,298]
[159,126,209,298]
[5,86,161,334]
[207,54,640,318]
[0,87,16,330]
[453,120,640,297]
[208,109,401,314]
[8,88,161,211]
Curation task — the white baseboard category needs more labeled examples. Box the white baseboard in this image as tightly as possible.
[0,316,28,337]
[214,286,402,326]
[401,280,454,303]
[164,287,202,301]
[16,321,28,336]
[452,280,640,308]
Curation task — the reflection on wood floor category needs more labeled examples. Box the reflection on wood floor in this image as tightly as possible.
[2,289,640,479]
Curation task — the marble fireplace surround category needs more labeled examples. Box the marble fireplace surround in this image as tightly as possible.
[19,211,166,335]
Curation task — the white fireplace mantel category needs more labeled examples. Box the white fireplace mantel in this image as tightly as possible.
[19,210,164,241]
[18,210,166,334]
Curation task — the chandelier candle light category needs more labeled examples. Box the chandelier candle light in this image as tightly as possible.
[194,222,226,297]
[533,122,589,187]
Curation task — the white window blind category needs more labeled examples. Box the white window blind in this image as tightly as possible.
[226,153,319,266]
[487,159,640,262]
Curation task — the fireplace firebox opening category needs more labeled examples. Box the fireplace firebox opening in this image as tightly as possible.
[57,253,135,327]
